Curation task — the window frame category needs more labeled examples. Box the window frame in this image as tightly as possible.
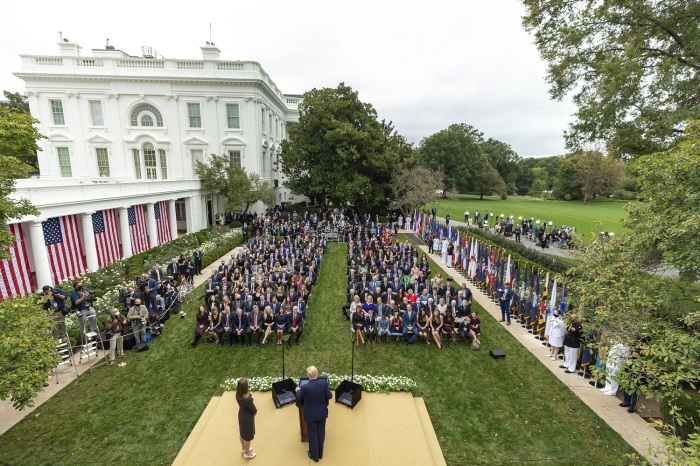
[132,148,142,179]
[49,99,66,126]
[56,147,72,177]
[187,102,202,129]
[143,143,158,180]
[88,100,105,127]
[159,149,168,179]
[229,149,242,168]
[95,147,110,177]
[226,103,241,129]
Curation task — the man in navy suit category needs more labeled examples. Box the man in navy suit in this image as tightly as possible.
[499,282,514,325]
[295,366,332,463]
[403,303,418,345]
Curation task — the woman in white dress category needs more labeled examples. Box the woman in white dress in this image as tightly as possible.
[548,310,566,360]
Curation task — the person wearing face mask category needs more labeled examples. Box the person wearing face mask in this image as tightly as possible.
[105,307,127,366]
[547,310,565,360]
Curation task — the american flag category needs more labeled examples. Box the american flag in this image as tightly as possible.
[92,209,121,267]
[0,223,33,300]
[128,205,149,255]
[154,201,172,244]
[43,215,86,284]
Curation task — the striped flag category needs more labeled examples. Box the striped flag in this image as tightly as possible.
[128,205,149,254]
[154,201,172,245]
[92,209,121,267]
[0,224,33,300]
[42,215,86,284]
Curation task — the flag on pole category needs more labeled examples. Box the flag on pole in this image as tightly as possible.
[505,255,511,287]
[0,223,33,300]
[128,205,149,254]
[154,201,172,245]
[42,215,86,284]
[92,209,121,267]
[545,280,557,338]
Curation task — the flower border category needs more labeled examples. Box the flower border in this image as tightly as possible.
[221,373,417,394]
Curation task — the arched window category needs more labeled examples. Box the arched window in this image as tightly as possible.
[130,103,164,127]
[143,143,157,179]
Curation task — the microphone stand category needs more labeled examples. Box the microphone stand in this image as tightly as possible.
[282,333,285,380]
[351,336,355,383]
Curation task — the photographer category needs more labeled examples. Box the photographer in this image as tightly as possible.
[105,307,127,366]
[127,298,148,347]
[42,285,69,339]
[70,280,97,339]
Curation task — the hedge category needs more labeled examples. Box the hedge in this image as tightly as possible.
[660,392,700,440]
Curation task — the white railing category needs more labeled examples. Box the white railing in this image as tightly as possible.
[177,61,204,70]
[217,61,244,71]
[34,57,63,66]
[117,59,165,69]
[77,59,103,67]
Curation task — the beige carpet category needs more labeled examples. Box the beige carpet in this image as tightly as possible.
[173,390,446,466]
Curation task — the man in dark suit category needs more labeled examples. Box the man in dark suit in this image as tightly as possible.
[295,366,332,463]
[193,248,203,275]
[288,305,304,347]
[403,303,418,345]
[167,259,179,283]
[150,263,164,282]
[499,282,514,325]
[246,306,264,346]
[232,308,249,346]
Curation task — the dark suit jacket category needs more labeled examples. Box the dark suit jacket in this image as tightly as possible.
[233,313,249,332]
[296,378,332,423]
[247,310,264,329]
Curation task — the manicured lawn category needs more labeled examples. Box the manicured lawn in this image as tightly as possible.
[429,194,631,239]
[0,243,636,465]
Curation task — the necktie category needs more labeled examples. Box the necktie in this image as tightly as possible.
[238,316,242,329]
[254,314,257,327]
[293,315,296,327]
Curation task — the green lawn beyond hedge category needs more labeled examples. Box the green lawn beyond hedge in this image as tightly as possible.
[0,243,635,465]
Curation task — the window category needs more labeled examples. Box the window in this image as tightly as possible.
[262,149,266,177]
[132,149,141,179]
[130,103,163,127]
[159,149,168,179]
[50,100,65,125]
[191,148,204,172]
[269,114,273,136]
[226,104,240,129]
[89,100,104,126]
[95,148,110,177]
[261,108,265,132]
[187,103,202,128]
[229,150,241,168]
[57,147,72,177]
[143,143,157,180]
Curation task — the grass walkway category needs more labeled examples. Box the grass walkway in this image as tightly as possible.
[0,243,635,465]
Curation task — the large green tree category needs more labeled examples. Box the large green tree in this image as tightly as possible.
[389,166,443,217]
[279,83,404,210]
[418,123,505,199]
[481,138,522,194]
[0,93,41,170]
[574,150,623,204]
[522,0,700,157]
[195,154,276,213]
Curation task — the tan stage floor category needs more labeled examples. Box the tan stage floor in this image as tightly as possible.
[173,390,446,466]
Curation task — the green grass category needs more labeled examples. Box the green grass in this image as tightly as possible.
[430,194,631,239]
[0,243,636,465]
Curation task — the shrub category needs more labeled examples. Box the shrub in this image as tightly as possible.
[660,392,700,441]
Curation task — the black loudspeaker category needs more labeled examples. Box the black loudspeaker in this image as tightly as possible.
[490,348,506,359]
[136,342,149,352]
[271,379,297,408]
[335,380,362,409]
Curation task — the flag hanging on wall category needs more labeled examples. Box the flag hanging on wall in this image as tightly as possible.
[42,215,86,284]
[128,205,149,255]
[0,223,33,300]
[154,201,172,245]
[92,209,121,267]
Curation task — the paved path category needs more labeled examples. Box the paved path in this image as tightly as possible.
[0,244,246,437]
[407,230,665,461]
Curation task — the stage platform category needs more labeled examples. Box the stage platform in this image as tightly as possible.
[173,390,446,466]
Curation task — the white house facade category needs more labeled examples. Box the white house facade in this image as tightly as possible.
[5,40,301,293]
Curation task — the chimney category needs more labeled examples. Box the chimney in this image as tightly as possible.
[201,45,220,61]
[58,41,81,57]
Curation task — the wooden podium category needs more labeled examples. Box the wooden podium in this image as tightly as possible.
[297,405,308,442]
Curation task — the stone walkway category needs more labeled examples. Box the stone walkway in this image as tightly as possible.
[407,230,665,461]
[0,244,245,437]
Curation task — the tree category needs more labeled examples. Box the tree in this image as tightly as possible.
[573,150,622,204]
[279,83,404,210]
[418,124,505,199]
[389,166,443,217]
[0,94,41,170]
[522,0,700,157]
[481,138,522,194]
[528,167,549,200]
[195,154,276,213]
[623,120,700,282]
[0,296,60,410]
[552,155,583,200]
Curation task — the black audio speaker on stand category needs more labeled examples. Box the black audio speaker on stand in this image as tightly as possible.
[335,338,362,408]
[490,348,506,359]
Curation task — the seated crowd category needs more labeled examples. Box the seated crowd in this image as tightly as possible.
[192,214,326,350]
[342,219,481,349]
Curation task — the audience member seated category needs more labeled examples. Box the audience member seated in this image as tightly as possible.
[430,308,443,349]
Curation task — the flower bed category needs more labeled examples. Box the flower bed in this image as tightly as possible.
[221,373,417,394]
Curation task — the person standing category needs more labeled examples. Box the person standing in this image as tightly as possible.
[70,281,97,339]
[445,214,450,226]
[547,310,565,360]
[498,283,514,325]
[295,366,332,463]
[127,298,148,347]
[193,248,203,275]
[561,315,584,373]
[237,378,257,459]
[105,308,126,366]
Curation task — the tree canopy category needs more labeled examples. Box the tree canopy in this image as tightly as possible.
[280,83,408,211]
[195,154,276,213]
[389,166,443,217]
[522,0,700,157]
[481,138,522,194]
[418,124,506,199]
[0,93,41,170]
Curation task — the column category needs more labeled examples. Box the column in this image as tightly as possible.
[168,199,178,240]
[185,195,195,233]
[80,212,99,272]
[146,202,158,248]
[118,207,132,259]
[28,220,52,289]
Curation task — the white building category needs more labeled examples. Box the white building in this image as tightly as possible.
[6,40,301,292]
